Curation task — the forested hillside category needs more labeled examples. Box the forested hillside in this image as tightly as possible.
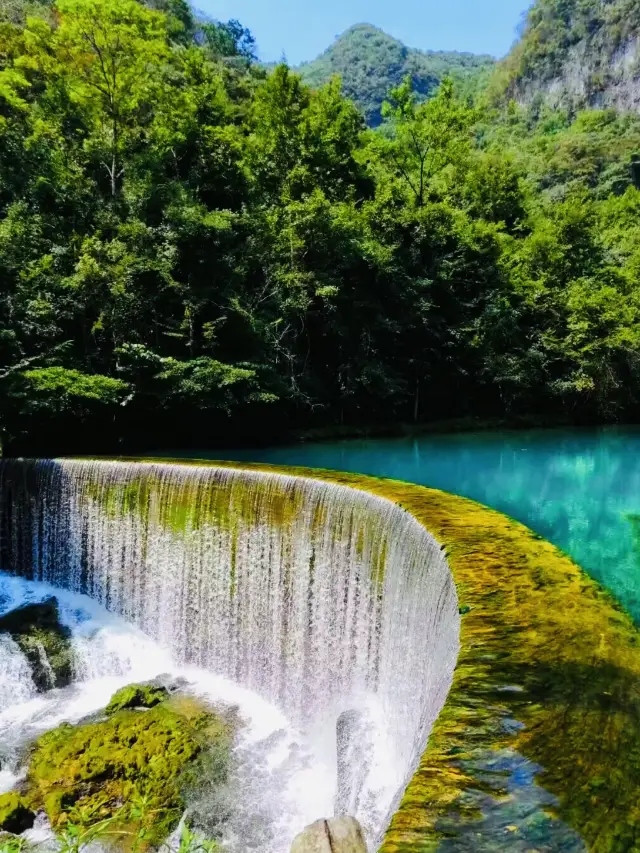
[495,0,640,112]
[2,0,640,454]
[298,24,494,126]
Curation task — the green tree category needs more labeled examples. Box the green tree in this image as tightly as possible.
[371,76,474,207]
[201,18,256,61]
[38,0,170,198]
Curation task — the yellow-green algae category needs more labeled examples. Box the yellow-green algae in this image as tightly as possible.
[72,457,640,852]
[24,690,233,846]
[0,793,34,834]
[58,459,392,588]
[105,683,169,715]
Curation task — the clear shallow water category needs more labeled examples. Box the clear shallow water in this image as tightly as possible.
[167,426,640,622]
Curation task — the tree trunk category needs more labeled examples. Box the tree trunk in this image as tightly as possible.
[111,110,119,197]
[111,151,117,197]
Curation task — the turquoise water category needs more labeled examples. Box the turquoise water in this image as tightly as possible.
[167,426,640,622]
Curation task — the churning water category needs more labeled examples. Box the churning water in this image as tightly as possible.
[0,575,342,851]
[0,460,460,851]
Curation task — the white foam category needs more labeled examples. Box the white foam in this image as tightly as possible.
[0,634,36,712]
[0,576,335,853]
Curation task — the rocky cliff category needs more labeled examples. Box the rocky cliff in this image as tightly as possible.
[497,0,640,113]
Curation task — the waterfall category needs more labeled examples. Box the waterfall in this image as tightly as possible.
[0,459,460,846]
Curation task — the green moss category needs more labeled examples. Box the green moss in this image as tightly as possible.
[0,793,34,834]
[105,683,168,715]
[25,690,233,847]
[74,460,330,540]
[0,597,73,691]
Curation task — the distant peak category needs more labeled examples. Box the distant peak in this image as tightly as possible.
[297,24,495,127]
[341,23,389,35]
[332,23,403,45]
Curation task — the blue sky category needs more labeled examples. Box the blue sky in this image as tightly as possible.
[198,0,532,65]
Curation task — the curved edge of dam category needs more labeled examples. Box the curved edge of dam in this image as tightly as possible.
[0,457,460,849]
[2,458,640,853]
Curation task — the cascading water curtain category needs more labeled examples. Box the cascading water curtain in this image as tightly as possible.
[0,459,460,842]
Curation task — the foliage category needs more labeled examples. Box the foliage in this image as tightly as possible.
[0,803,220,852]
[372,77,475,207]
[173,824,218,853]
[1,0,640,453]
[200,19,255,62]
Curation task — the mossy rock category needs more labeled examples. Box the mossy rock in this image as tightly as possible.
[0,598,72,691]
[105,682,169,715]
[25,689,233,847]
[0,793,35,834]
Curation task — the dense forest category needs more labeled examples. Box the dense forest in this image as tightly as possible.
[2,0,640,454]
[298,24,494,127]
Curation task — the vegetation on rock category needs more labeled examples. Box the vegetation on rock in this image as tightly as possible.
[0,793,34,834]
[0,598,73,691]
[105,682,169,714]
[492,0,640,114]
[24,688,233,846]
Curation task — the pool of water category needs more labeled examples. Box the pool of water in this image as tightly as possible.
[162,426,640,622]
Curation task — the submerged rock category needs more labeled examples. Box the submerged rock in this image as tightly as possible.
[0,597,72,691]
[291,817,367,853]
[0,792,35,834]
[24,687,233,847]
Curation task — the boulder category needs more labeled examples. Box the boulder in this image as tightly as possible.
[0,597,72,691]
[25,689,234,847]
[0,793,35,834]
[290,817,367,853]
[105,682,169,714]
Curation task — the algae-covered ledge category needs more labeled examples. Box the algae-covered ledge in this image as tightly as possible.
[111,457,640,853]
